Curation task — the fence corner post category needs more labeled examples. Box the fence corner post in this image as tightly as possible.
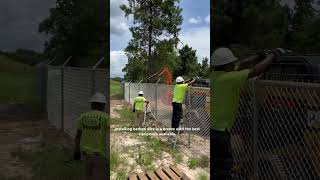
[188,87,191,148]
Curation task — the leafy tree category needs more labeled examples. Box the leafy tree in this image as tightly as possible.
[121,0,183,80]
[292,0,315,31]
[173,45,198,78]
[39,0,108,66]
[198,57,209,78]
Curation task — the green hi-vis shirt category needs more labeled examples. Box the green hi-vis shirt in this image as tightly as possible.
[172,83,188,103]
[77,110,108,157]
[211,69,250,131]
[134,96,146,111]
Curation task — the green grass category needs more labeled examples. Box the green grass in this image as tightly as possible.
[110,147,121,171]
[0,55,40,110]
[8,144,83,180]
[110,79,122,98]
[196,172,209,180]
[188,158,199,169]
[111,107,136,126]
[187,155,210,169]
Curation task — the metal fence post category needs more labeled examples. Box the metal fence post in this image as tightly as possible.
[60,65,64,131]
[252,81,259,179]
[155,83,158,119]
[91,68,96,96]
[188,87,191,148]
[129,81,131,104]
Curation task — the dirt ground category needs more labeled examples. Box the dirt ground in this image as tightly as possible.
[110,100,210,179]
[0,110,72,178]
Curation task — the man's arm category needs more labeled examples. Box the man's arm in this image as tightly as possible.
[133,102,136,112]
[185,78,196,86]
[73,129,82,160]
[248,53,276,79]
[237,55,264,70]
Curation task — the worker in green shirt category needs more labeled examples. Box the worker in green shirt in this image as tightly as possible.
[73,92,108,180]
[133,91,149,127]
[172,76,196,133]
[211,47,285,179]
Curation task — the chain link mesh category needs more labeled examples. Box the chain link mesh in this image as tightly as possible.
[123,83,211,138]
[230,80,320,179]
[47,65,108,138]
[47,66,62,129]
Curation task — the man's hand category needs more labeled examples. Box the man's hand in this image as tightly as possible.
[73,151,81,160]
[133,108,135,112]
[272,48,287,56]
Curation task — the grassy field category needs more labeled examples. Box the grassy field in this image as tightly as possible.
[0,55,40,109]
[110,79,122,99]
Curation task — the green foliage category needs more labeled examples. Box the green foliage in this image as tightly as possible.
[110,148,121,171]
[198,155,210,168]
[9,145,83,180]
[121,0,183,80]
[196,172,209,180]
[110,80,122,98]
[187,158,199,169]
[198,57,210,78]
[5,49,45,65]
[39,0,108,66]
[173,44,198,77]
[212,0,320,54]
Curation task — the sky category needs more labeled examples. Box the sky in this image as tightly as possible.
[110,0,210,78]
[0,0,55,52]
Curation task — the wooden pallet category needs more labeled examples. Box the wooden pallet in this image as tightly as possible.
[128,165,190,180]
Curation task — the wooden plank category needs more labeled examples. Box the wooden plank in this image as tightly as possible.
[129,174,138,180]
[137,172,149,180]
[155,168,170,180]
[162,167,180,180]
[146,171,160,180]
[181,173,191,180]
[169,165,183,177]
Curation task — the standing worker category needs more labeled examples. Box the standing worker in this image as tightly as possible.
[133,91,149,127]
[172,76,196,133]
[211,47,285,179]
[73,92,108,180]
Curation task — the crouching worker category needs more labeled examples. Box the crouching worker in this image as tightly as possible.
[73,92,108,180]
[133,91,149,127]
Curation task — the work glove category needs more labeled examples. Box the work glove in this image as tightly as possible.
[133,108,135,112]
[73,151,81,160]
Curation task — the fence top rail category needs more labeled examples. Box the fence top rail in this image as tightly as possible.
[256,79,320,88]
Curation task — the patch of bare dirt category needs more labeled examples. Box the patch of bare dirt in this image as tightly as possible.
[0,116,72,178]
[110,100,210,179]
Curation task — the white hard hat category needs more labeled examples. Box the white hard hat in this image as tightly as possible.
[138,91,143,95]
[176,76,184,83]
[89,92,107,104]
[211,47,238,66]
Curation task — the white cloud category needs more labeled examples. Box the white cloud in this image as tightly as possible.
[110,0,130,36]
[179,26,210,61]
[205,14,210,24]
[110,50,128,77]
[188,17,202,24]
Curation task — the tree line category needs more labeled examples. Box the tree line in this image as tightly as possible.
[121,0,210,82]
[212,0,320,57]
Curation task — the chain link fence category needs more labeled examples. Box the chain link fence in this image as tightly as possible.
[123,82,211,140]
[231,80,320,180]
[47,59,109,137]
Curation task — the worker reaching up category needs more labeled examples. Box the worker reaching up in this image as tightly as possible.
[172,76,196,133]
[133,91,149,127]
[211,47,286,179]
